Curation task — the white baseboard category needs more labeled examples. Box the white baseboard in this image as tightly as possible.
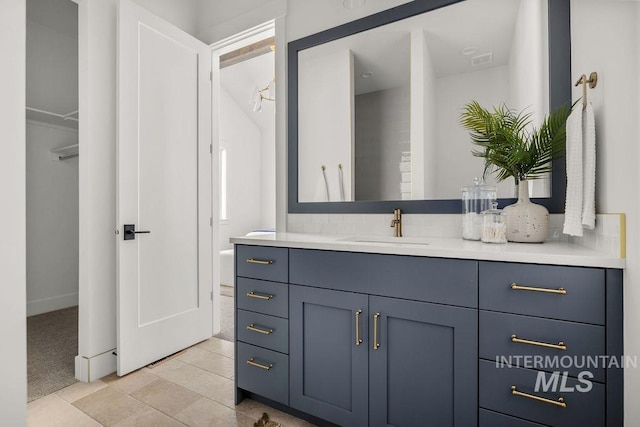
[75,350,117,382]
[27,292,78,316]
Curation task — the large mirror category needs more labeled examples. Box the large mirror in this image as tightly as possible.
[288,0,570,213]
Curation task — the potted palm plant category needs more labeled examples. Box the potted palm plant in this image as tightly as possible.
[460,101,572,242]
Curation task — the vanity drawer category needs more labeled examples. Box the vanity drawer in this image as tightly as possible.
[237,278,288,318]
[479,262,605,324]
[290,249,477,308]
[237,310,288,354]
[236,245,288,283]
[480,409,548,427]
[237,342,288,405]
[479,311,605,382]
[479,360,605,427]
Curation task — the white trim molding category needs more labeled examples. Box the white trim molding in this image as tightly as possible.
[75,350,116,383]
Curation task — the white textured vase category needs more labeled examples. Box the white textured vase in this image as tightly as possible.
[503,180,549,243]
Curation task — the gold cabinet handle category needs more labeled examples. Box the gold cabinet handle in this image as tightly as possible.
[511,386,567,408]
[511,283,567,295]
[373,312,380,350]
[246,258,274,265]
[246,291,274,300]
[511,335,567,351]
[247,358,273,371]
[246,324,274,335]
[355,309,363,346]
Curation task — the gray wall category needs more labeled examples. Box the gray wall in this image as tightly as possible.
[218,88,263,250]
[26,122,79,315]
[355,86,410,201]
[26,0,79,316]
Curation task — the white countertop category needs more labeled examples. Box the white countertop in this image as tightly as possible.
[230,233,626,269]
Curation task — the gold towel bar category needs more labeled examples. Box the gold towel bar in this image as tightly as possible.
[511,283,567,295]
[511,335,567,351]
[511,386,567,408]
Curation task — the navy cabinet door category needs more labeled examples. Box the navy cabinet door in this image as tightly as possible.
[290,285,369,426]
[369,296,478,427]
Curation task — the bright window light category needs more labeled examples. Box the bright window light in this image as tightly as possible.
[220,147,228,221]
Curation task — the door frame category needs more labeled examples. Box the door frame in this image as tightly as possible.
[75,0,218,381]
[74,1,284,383]
[208,20,275,335]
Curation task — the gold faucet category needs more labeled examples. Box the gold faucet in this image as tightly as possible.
[390,208,402,237]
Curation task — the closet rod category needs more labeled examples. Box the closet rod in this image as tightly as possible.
[57,153,79,161]
[26,107,79,122]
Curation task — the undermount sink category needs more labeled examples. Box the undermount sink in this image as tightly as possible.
[340,236,430,246]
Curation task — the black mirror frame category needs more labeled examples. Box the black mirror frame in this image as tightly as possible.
[288,0,570,214]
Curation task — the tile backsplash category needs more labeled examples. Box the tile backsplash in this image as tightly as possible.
[287,213,625,258]
[570,213,626,258]
[288,213,567,241]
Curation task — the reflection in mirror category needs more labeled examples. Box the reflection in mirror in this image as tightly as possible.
[297,0,550,203]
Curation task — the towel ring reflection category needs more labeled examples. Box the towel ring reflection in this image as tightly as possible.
[321,165,330,201]
[338,164,345,201]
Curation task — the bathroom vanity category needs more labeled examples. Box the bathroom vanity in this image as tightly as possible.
[251,0,618,423]
[231,233,624,427]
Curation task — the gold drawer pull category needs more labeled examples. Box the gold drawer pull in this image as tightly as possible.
[511,283,567,295]
[511,386,567,408]
[511,335,567,351]
[373,312,380,350]
[246,324,274,335]
[246,291,274,300]
[246,258,274,265]
[355,309,363,346]
[247,358,273,371]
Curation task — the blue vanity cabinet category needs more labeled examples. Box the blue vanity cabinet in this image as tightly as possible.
[288,287,478,427]
[234,244,623,426]
[289,285,369,426]
[234,245,290,406]
[288,249,479,427]
[478,262,624,427]
[368,296,478,427]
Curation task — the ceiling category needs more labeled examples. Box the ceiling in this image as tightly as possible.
[301,0,522,95]
[27,0,78,40]
[419,0,521,77]
[24,0,518,130]
[220,51,276,133]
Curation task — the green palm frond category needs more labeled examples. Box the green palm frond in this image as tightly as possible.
[460,101,573,184]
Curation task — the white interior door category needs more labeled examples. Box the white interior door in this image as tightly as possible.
[117,0,213,376]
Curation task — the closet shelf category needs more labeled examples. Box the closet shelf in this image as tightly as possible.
[26,107,79,130]
[27,107,79,122]
[50,144,79,161]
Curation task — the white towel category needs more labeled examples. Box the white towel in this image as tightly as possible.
[582,103,596,229]
[563,103,596,236]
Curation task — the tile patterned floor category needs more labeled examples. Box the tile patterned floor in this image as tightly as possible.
[27,337,314,427]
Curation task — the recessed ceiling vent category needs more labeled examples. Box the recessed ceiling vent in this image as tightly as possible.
[471,52,493,67]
